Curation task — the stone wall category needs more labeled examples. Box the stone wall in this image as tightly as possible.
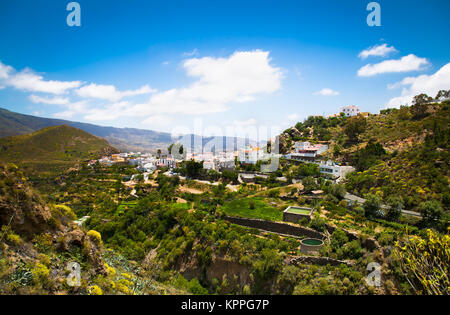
[223,216,325,239]
[283,211,311,224]
[286,256,354,267]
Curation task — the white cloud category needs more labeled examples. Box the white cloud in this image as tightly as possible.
[386,63,450,108]
[8,70,82,94]
[141,115,173,129]
[359,44,398,59]
[0,61,13,79]
[53,101,89,119]
[2,51,283,128]
[0,61,82,94]
[183,48,199,57]
[76,83,156,102]
[92,50,283,119]
[82,101,130,121]
[29,94,70,105]
[314,88,339,96]
[358,54,429,77]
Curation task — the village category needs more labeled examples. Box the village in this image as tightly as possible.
[87,106,363,186]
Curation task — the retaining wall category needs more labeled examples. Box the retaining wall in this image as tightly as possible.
[286,256,354,267]
[223,216,325,239]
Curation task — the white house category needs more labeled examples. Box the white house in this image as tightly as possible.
[238,147,261,165]
[203,160,216,171]
[319,160,355,181]
[341,105,360,117]
[286,142,329,162]
[143,162,157,172]
[156,158,176,169]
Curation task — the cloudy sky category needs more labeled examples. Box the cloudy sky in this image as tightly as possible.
[0,0,449,138]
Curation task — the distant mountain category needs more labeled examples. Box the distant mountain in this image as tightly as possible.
[0,108,173,152]
[0,125,118,174]
[0,108,261,153]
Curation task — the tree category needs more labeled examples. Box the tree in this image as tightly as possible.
[386,196,403,222]
[411,94,433,119]
[413,93,433,106]
[185,160,203,179]
[344,116,367,143]
[328,183,346,200]
[302,177,317,194]
[221,170,238,184]
[435,90,450,102]
[363,193,382,218]
[419,200,443,226]
[157,149,162,158]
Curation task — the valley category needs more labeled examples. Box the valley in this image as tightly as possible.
[0,96,448,295]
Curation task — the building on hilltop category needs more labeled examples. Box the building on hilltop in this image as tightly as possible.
[341,105,360,117]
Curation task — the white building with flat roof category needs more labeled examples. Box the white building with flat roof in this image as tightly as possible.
[319,160,355,181]
[341,105,360,117]
[285,142,329,162]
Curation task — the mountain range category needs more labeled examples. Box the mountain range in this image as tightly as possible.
[0,108,259,153]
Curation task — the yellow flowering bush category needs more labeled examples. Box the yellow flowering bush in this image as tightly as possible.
[89,285,103,295]
[87,230,102,245]
[394,229,449,295]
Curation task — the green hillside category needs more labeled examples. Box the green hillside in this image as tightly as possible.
[0,164,185,295]
[280,99,450,211]
[0,125,118,174]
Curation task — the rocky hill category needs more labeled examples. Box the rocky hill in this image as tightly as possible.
[0,164,184,295]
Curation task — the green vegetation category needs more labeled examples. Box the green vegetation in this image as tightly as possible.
[393,229,449,295]
[0,125,117,175]
[220,197,283,221]
[1,93,449,296]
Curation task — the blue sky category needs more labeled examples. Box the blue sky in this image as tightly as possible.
[0,0,449,138]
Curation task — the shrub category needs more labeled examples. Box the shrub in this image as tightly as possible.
[330,229,349,251]
[339,240,363,260]
[87,230,102,245]
[31,263,50,285]
[310,216,326,232]
[89,285,103,295]
[52,204,77,220]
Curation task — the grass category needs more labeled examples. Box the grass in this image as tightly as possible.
[286,207,311,215]
[220,197,283,221]
[171,203,192,211]
[116,201,138,213]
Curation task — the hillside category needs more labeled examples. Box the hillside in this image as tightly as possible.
[0,108,260,153]
[0,164,184,295]
[0,125,118,174]
[0,108,173,152]
[280,100,450,211]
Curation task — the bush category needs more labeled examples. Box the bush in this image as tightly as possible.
[87,230,102,245]
[363,194,382,218]
[310,216,327,232]
[330,229,349,251]
[338,240,363,260]
[31,263,50,285]
[89,285,103,295]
